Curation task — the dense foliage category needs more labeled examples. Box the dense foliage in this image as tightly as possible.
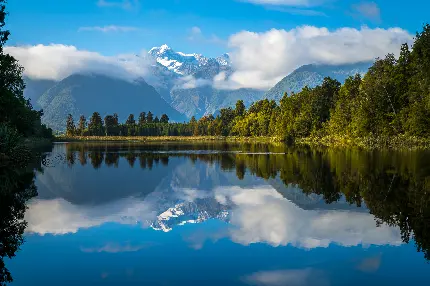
[66,112,200,136]
[0,2,51,283]
[65,24,430,146]
[0,0,53,150]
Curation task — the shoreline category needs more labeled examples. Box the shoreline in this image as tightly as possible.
[54,135,430,149]
[54,135,282,143]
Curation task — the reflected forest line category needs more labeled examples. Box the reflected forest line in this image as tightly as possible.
[0,150,47,286]
[61,143,430,261]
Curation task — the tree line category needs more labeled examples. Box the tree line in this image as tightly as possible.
[65,111,199,136]
[66,24,430,143]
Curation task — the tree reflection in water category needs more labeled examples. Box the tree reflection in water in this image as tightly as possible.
[0,149,46,285]
[63,143,430,261]
[1,142,430,285]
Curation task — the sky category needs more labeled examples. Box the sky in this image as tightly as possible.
[4,0,429,89]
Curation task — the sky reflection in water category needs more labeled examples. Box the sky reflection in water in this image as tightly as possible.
[7,143,430,286]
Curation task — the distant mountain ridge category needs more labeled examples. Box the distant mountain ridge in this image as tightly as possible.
[264,62,372,101]
[23,44,374,130]
[37,73,186,131]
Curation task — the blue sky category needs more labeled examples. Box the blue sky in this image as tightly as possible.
[6,0,429,57]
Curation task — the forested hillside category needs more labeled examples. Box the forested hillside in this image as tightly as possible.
[64,24,430,148]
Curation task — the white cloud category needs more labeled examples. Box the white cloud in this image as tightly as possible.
[187,26,226,46]
[80,242,155,253]
[175,75,212,89]
[97,0,140,10]
[188,26,202,40]
[24,197,157,235]
[241,0,319,6]
[215,25,412,90]
[266,6,327,16]
[356,254,382,273]
[78,25,140,33]
[243,268,328,286]
[213,186,402,248]
[4,44,152,81]
[352,2,381,22]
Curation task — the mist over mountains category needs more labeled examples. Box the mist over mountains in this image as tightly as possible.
[23,44,372,131]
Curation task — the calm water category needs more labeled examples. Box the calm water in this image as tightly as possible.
[4,142,430,285]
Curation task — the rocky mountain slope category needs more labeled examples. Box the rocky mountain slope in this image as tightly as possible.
[37,73,186,131]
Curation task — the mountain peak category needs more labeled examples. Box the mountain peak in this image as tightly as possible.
[149,44,172,55]
[159,44,171,52]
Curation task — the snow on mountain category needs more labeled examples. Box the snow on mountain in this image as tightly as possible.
[148,44,208,75]
[216,53,230,66]
[151,202,230,232]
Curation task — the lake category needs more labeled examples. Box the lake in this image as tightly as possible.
[3,142,430,285]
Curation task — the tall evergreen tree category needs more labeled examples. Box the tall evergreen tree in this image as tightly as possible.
[138,112,146,125]
[66,114,75,136]
[77,115,87,136]
[88,112,103,136]
[104,115,119,136]
[235,100,245,117]
[147,111,154,123]
[126,114,135,125]
[160,114,169,123]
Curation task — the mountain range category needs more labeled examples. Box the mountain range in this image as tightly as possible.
[23,44,372,131]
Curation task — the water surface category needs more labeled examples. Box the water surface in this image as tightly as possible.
[4,142,430,285]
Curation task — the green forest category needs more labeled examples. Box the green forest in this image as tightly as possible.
[66,24,430,147]
[0,0,53,157]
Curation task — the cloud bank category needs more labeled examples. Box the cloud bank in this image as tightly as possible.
[213,186,402,248]
[4,44,152,81]
[78,25,140,33]
[217,25,412,89]
[24,196,157,235]
[5,25,412,90]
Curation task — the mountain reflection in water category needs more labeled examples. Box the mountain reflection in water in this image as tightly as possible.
[3,142,430,285]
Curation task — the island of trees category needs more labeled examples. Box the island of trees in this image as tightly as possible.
[64,24,430,148]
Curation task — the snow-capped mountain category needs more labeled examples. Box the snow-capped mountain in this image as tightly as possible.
[148,44,230,76]
[150,201,230,232]
[145,44,260,118]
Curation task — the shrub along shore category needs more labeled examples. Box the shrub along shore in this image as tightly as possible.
[54,134,430,149]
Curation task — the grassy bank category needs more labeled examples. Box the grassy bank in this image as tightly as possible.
[55,135,430,149]
[297,134,430,149]
[54,135,282,143]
